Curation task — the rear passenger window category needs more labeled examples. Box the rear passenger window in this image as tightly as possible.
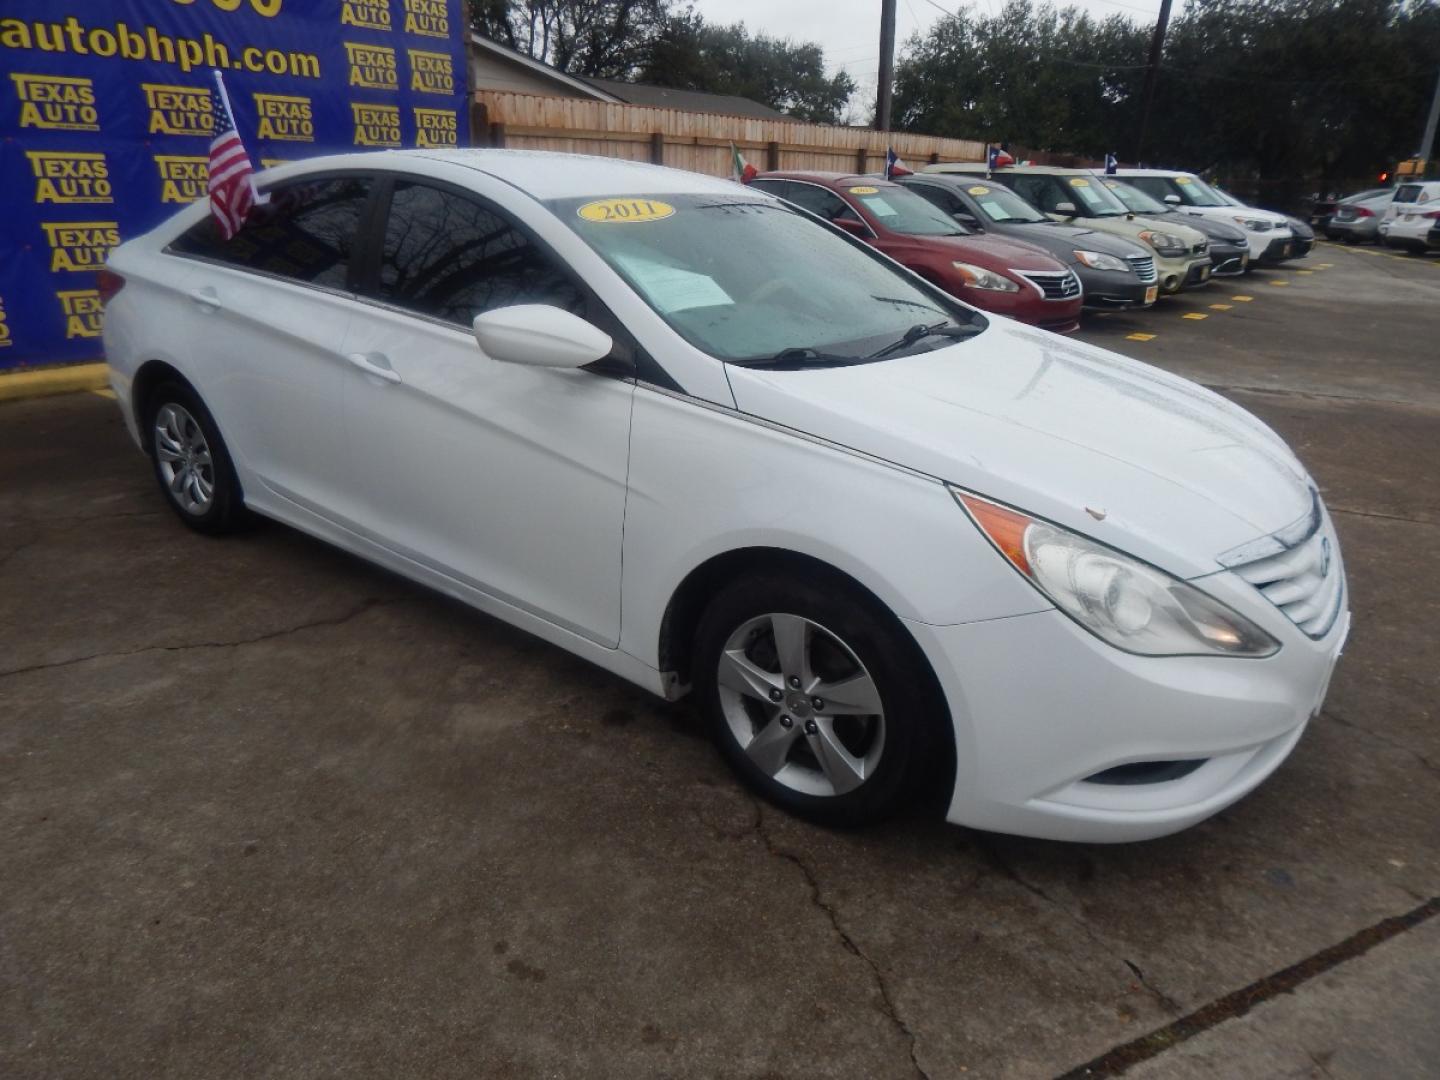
[375,181,583,327]
[170,176,370,289]
[783,184,862,224]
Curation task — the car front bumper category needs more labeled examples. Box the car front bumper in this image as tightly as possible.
[1074,271,1156,311]
[1257,234,1300,263]
[908,591,1348,843]
[1208,244,1250,276]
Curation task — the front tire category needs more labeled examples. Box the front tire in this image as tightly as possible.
[693,570,947,827]
[146,380,247,534]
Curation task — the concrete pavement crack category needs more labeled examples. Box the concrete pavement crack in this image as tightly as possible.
[1327,505,1439,527]
[1054,895,1440,1079]
[976,838,1183,1016]
[1321,709,1439,779]
[0,597,396,681]
[752,804,931,1080]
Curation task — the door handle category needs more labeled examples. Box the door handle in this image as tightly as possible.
[187,286,221,311]
[346,351,402,384]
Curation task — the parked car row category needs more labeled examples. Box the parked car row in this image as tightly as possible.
[746,164,1312,333]
[1325,180,1440,253]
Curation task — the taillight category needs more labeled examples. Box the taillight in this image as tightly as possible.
[1422,209,1440,219]
[96,267,125,305]
[1354,207,1373,217]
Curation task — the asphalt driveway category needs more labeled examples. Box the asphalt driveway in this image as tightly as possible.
[2,243,1437,1079]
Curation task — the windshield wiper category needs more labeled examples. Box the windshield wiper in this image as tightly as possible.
[867,321,979,359]
[730,347,855,369]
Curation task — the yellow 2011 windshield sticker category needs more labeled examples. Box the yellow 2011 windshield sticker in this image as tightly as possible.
[1069,177,1090,187]
[1176,176,1193,185]
[577,198,675,223]
[848,185,880,194]
[968,185,991,195]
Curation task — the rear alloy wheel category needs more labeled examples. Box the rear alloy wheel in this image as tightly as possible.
[694,572,945,827]
[147,380,247,534]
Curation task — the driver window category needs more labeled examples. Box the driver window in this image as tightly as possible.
[784,184,862,224]
[376,181,585,327]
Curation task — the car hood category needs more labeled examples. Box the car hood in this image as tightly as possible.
[725,323,1314,579]
[902,231,1066,272]
[1009,221,1149,258]
[1153,212,1248,245]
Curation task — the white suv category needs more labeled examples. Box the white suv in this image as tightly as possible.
[1379,180,1440,253]
[1112,169,1298,265]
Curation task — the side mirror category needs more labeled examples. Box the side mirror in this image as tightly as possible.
[831,216,869,236]
[953,211,981,229]
[1164,194,1181,205]
[472,305,613,369]
[1054,201,1077,216]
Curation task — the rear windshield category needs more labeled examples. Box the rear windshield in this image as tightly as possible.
[1393,185,1424,204]
[551,193,978,364]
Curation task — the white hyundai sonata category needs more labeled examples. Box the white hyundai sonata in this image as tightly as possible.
[100,150,1348,842]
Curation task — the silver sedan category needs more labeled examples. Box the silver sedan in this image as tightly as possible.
[1327,189,1394,244]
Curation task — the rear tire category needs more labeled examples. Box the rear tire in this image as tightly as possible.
[692,569,948,828]
[145,380,248,535]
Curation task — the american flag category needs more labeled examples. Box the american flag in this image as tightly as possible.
[208,70,257,239]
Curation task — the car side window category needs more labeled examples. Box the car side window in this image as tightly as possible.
[1010,176,1059,212]
[170,175,370,289]
[747,179,793,200]
[911,184,962,215]
[375,181,584,327]
[784,183,862,224]
[1127,178,1173,203]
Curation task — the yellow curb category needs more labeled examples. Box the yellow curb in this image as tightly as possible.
[1209,303,1233,311]
[1182,312,1208,320]
[90,387,117,400]
[1125,332,1157,341]
[1231,295,1254,302]
[0,362,109,404]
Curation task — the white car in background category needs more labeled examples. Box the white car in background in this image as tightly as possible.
[1113,168,1298,265]
[1379,180,1440,252]
[100,150,1348,843]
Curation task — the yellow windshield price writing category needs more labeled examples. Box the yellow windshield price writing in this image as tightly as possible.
[578,198,675,224]
[968,185,990,195]
[1069,177,1090,187]
[848,185,879,194]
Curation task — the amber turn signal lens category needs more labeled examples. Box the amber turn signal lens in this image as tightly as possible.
[956,494,1034,576]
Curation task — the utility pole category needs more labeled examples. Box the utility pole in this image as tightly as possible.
[1419,67,1440,175]
[1134,0,1173,164]
[875,0,897,131]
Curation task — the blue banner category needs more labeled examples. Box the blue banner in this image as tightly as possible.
[0,0,468,368]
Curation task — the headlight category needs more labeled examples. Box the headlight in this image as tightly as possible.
[1072,249,1128,272]
[953,490,1280,657]
[1138,229,1186,255]
[950,262,1020,292]
[1232,216,1272,232]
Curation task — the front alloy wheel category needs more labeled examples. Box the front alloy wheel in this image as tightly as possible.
[153,402,215,515]
[717,613,886,798]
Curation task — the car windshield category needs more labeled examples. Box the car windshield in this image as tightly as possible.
[1056,175,1130,216]
[553,194,978,364]
[961,182,1048,223]
[1170,176,1230,207]
[1102,179,1170,214]
[846,184,968,236]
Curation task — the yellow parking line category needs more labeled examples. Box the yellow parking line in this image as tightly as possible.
[1269,279,1290,286]
[1316,263,1333,268]
[1125,332,1157,342]
[1296,269,1314,275]
[1209,303,1233,311]
[1231,295,1254,301]
[1182,312,1208,320]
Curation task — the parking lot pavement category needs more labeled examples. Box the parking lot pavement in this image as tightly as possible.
[2,244,1437,1079]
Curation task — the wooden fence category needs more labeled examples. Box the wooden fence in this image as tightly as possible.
[471,91,986,177]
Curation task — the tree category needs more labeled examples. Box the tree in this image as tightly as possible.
[642,16,857,123]
[469,0,672,79]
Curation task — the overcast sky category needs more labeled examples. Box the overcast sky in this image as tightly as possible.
[689,0,1165,120]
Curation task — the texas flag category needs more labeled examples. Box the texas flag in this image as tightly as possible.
[1105,152,1119,175]
[884,147,913,180]
[987,145,1015,174]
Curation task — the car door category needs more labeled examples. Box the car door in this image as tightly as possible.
[338,176,634,647]
[165,173,374,515]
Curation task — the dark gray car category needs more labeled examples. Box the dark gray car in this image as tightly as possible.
[897,175,1159,311]
[1098,178,1252,277]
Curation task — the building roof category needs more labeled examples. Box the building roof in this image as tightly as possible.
[579,78,787,120]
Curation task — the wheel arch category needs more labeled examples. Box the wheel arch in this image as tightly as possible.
[130,359,194,454]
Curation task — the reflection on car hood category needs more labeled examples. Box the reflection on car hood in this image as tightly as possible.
[911,231,1069,272]
[726,323,1313,578]
[1004,221,1150,258]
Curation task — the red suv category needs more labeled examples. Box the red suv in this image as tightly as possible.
[748,172,1083,333]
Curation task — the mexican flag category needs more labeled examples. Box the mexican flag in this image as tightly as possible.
[730,142,758,183]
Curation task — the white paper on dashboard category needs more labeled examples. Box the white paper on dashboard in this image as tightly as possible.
[612,253,734,313]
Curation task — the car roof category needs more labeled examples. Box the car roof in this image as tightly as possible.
[925,163,1086,176]
[1110,168,1199,178]
[260,148,748,201]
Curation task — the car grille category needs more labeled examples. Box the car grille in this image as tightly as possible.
[1019,269,1082,300]
[1218,492,1345,639]
[1125,254,1158,283]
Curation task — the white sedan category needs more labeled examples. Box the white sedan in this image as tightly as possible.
[100,150,1349,842]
